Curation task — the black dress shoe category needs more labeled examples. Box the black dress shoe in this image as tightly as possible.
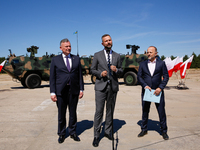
[162,132,169,140]
[104,133,114,140]
[58,135,65,143]
[70,134,80,141]
[138,130,148,137]
[92,137,99,147]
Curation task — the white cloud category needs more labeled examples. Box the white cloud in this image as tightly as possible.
[170,39,200,44]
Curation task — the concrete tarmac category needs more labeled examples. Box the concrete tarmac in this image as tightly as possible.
[0,73,200,150]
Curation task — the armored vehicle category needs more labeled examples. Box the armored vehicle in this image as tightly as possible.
[2,46,91,88]
[119,45,147,85]
[2,44,146,88]
[91,45,148,85]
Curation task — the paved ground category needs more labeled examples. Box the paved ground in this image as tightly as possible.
[0,70,200,150]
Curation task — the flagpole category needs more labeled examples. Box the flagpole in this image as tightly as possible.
[77,31,79,56]
[184,69,190,83]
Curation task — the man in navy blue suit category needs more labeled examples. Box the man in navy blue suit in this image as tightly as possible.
[137,46,169,140]
[50,38,84,143]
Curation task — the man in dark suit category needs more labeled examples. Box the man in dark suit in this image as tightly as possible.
[91,34,123,147]
[50,38,84,143]
[137,46,169,140]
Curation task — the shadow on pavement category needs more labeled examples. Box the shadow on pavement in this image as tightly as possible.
[65,120,93,138]
[137,119,161,135]
[99,119,126,140]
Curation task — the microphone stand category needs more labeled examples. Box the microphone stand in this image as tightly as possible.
[107,50,114,150]
[107,76,114,150]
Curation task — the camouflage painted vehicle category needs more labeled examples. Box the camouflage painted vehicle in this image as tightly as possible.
[119,45,147,85]
[2,46,91,88]
[80,55,93,76]
[90,45,148,85]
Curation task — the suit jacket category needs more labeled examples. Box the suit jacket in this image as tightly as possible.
[137,59,169,94]
[50,54,84,96]
[91,50,123,92]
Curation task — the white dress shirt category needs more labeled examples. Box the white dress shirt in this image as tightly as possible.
[104,50,112,64]
[62,53,72,69]
[148,59,156,76]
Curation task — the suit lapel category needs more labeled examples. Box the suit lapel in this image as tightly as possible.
[112,51,116,65]
[145,60,151,76]
[71,54,75,71]
[60,54,70,72]
[59,54,66,68]
[100,50,108,69]
[153,59,159,76]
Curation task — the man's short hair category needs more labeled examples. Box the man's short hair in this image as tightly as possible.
[101,34,111,41]
[60,38,69,46]
[149,46,157,52]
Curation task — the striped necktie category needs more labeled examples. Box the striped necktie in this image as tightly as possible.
[66,56,71,72]
[106,50,112,76]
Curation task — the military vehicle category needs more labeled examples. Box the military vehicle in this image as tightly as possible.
[90,45,148,85]
[2,46,91,88]
[2,44,146,88]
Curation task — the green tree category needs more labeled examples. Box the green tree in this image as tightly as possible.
[196,54,200,68]
[170,55,176,60]
[0,57,6,63]
[160,55,166,61]
[190,52,197,68]
[183,55,189,62]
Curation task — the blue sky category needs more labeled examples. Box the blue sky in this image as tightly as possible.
[0,0,200,59]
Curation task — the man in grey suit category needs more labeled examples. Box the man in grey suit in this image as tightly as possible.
[91,34,123,147]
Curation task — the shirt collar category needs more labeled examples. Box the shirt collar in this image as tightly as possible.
[104,49,112,54]
[62,53,71,58]
[148,58,156,63]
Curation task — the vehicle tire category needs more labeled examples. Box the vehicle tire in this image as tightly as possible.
[91,75,96,84]
[21,78,27,88]
[25,74,41,88]
[124,71,137,85]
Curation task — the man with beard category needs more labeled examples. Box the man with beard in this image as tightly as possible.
[137,46,169,140]
[91,34,123,147]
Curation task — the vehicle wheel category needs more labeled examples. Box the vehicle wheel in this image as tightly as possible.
[124,71,137,85]
[21,78,27,88]
[91,75,96,84]
[25,74,41,88]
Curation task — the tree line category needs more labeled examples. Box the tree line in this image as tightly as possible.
[160,52,200,68]
[0,52,200,75]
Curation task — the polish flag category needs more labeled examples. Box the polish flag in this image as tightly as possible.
[173,56,183,72]
[163,57,171,62]
[0,60,6,72]
[180,55,194,79]
[164,57,178,77]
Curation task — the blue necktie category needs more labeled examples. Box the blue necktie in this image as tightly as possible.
[107,50,112,76]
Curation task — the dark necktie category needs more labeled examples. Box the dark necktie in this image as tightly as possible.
[66,56,71,72]
[106,50,112,76]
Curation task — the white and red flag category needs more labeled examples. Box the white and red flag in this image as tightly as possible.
[163,57,171,62]
[173,56,183,72]
[164,57,178,77]
[180,55,194,79]
[0,60,6,72]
